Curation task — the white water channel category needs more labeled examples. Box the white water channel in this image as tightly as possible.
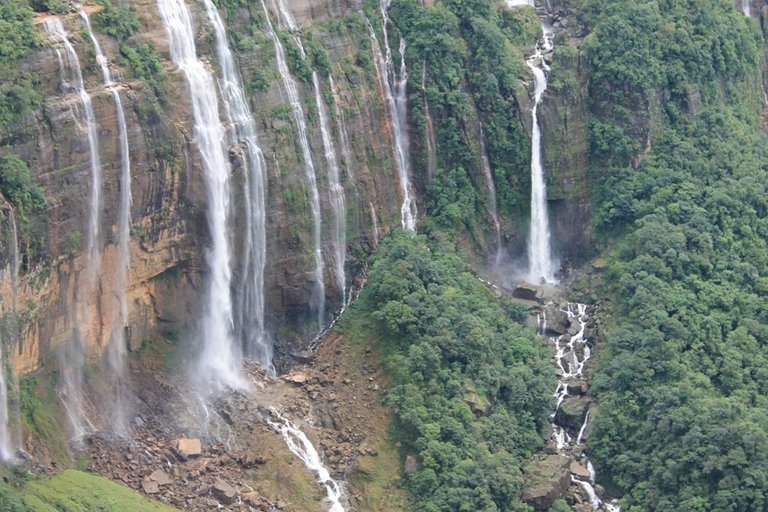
[526,26,555,283]
[201,0,271,369]
[545,303,621,511]
[155,0,243,390]
[0,209,20,461]
[45,17,101,438]
[269,409,345,511]
[313,72,348,304]
[262,0,326,328]
[80,10,131,434]
[479,127,503,264]
[370,2,417,232]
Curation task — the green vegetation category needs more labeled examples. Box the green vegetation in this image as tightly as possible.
[0,155,46,263]
[0,470,178,511]
[19,376,68,464]
[583,0,768,510]
[388,0,534,242]
[94,0,140,41]
[341,231,550,511]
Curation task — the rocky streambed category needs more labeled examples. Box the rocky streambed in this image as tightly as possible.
[519,292,620,511]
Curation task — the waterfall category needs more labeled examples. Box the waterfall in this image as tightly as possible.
[313,73,347,304]
[421,62,437,181]
[369,3,417,232]
[370,203,380,248]
[743,0,751,16]
[526,27,556,283]
[261,0,325,328]
[479,127,502,264]
[45,18,101,437]
[201,0,271,369]
[329,77,356,184]
[79,10,131,434]
[0,209,19,461]
[155,0,244,389]
[269,410,345,512]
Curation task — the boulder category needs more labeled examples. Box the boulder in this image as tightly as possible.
[555,396,591,430]
[542,303,570,335]
[570,460,591,480]
[148,469,172,486]
[522,455,571,510]
[513,284,543,302]
[175,438,202,459]
[212,478,237,504]
[141,479,160,494]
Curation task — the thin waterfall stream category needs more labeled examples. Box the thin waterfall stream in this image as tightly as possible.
[80,10,131,434]
[45,17,101,437]
[201,0,271,369]
[262,0,326,328]
[155,0,244,390]
[0,209,19,461]
[313,72,347,305]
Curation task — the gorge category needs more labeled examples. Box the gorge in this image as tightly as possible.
[0,0,767,511]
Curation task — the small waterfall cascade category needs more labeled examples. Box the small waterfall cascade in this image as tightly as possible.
[329,76,356,185]
[743,0,751,16]
[268,409,345,512]
[370,203,380,248]
[80,10,131,434]
[525,23,556,283]
[261,0,325,328]
[45,17,100,437]
[369,3,417,232]
[155,0,244,389]
[201,0,271,369]
[479,127,503,264]
[420,61,437,181]
[313,72,347,304]
[545,303,620,511]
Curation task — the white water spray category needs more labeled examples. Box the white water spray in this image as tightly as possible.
[526,27,556,283]
[479,127,502,263]
[743,0,751,17]
[269,410,345,511]
[155,0,244,390]
[262,0,326,328]
[201,0,271,368]
[0,209,19,461]
[80,10,131,434]
[313,73,347,304]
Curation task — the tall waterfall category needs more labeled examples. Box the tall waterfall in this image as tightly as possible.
[369,3,417,232]
[479,127,502,264]
[45,18,100,437]
[201,0,271,369]
[0,210,20,461]
[80,10,131,434]
[525,28,556,283]
[262,0,326,328]
[155,0,243,389]
[313,73,347,304]
[743,0,751,16]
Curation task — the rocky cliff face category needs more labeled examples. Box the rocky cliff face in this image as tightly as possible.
[0,0,595,380]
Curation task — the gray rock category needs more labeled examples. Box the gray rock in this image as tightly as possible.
[522,455,571,510]
[212,478,237,505]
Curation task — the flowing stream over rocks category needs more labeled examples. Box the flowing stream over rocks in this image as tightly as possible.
[525,299,620,511]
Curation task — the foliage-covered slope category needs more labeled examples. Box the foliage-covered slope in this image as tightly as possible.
[341,231,551,511]
[585,0,768,509]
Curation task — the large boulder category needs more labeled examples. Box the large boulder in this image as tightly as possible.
[174,438,202,460]
[212,478,237,504]
[522,455,572,510]
[555,396,591,430]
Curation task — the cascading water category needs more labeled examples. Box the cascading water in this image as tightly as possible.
[526,26,556,283]
[155,0,243,390]
[543,303,621,511]
[313,72,347,304]
[743,0,751,17]
[268,409,345,512]
[262,0,326,328]
[45,17,100,437]
[370,203,380,248]
[201,0,270,369]
[479,127,503,264]
[369,3,417,232]
[80,10,131,434]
